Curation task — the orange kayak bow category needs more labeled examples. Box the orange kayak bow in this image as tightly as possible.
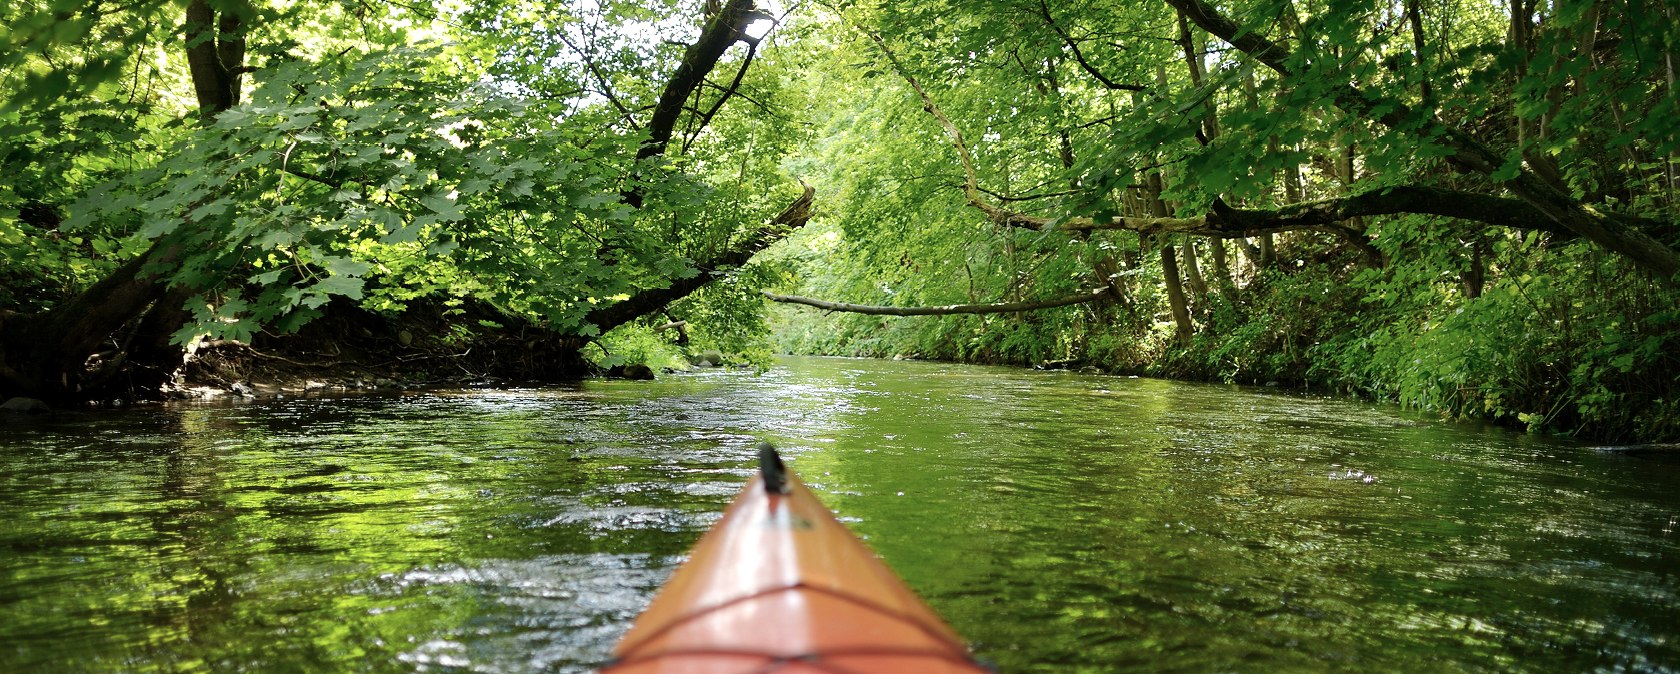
[601,444,992,674]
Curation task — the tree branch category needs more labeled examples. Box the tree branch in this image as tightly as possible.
[860,24,1018,225]
[764,287,1109,316]
[584,183,815,334]
[557,32,638,129]
[976,184,1081,203]
[871,2,1669,255]
[683,37,760,153]
[636,0,761,164]
[1036,0,1147,91]
[282,166,345,189]
[1017,185,1580,238]
[1163,0,1680,282]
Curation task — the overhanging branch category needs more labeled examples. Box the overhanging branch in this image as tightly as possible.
[584,183,815,334]
[863,0,1676,277]
[1037,0,1147,92]
[764,287,1109,316]
[1115,186,1580,236]
[1001,185,1577,238]
[1163,0,1680,281]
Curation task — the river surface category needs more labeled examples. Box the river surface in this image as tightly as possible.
[1,356,1677,673]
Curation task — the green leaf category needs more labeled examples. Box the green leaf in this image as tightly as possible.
[313,274,365,300]
[1491,150,1523,182]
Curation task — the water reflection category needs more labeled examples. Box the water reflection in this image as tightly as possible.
[1,357,1676,673]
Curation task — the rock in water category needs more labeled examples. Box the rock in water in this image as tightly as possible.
[1,397,50,414]
[607,364,657,380]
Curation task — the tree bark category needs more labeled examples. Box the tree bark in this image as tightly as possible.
[1182,237,1208,304]
[1144,167,1194,343]
[1,243,183,399]
[1176,10,1219,141]
[1463,243,1485,299]
[1208,236,1239,303]
[1058,185,1586,239]
[1160,242,1194,344]
[184,0,245,113]
[1177,9,1234,299]
[1,1,253,401]
[1405,0,1433,103]
[1667,4,1678,207]
[634,0,762,166]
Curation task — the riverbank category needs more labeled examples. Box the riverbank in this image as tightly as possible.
[162,301,746,402]
[159,300,585,400]
[768,267,1680,446]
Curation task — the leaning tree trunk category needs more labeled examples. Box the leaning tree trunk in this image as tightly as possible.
[0,0,248,402]
[0,246,180,400]
[583,184,816,335]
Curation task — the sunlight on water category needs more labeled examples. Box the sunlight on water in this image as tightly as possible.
[1,356,1676,672]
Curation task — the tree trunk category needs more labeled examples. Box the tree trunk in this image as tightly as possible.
[626,0,762,208]
[1176,10,1233,302]
[2,2,249,401]
[185,0,245,113]
[1146,171,1194,343]
[1092,255,1137,318]
[1462,243,1485,299]
[1,244,182,399]
[1176,11,1220,141]
[1406,0,1433,103]
[1247,61,1280,271]
[1208,236,1239,303]
[1510,0,1533,152]
[1668,4,1678,207]
[122,285,202,396]
[1182,237,1209,305]
[1160,243,1194,344]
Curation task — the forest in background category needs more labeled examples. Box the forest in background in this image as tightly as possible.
[766,0,1680,443]
[3,0,1677,442]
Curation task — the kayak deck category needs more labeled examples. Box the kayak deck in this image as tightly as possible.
[602,456,991,674]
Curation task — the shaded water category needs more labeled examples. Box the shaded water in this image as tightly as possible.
[1,356,1676,672]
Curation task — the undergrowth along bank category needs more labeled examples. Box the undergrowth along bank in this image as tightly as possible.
[771,229,1679,444]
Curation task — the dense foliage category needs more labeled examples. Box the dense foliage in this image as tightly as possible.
[3,0,1676,440]
[766,0,1680,442]
[2,0,808,398]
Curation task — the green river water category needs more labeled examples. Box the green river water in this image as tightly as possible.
[1,356,1676,673]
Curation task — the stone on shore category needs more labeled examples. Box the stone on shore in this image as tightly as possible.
[1,397,50,414]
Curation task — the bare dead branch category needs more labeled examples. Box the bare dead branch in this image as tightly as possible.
[764,287,1109,316]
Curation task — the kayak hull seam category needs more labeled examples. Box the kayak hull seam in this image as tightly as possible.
[611,580,974,659]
